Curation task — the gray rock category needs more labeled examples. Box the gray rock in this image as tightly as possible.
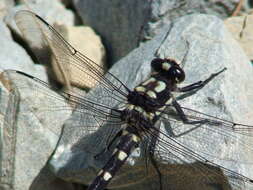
[0,69,73,190]
[0,3,74,189]
[0,80,18,190]
[0,20,47,80]
[1,4,253,190]
[52,24,106,89]
[49,13,253,190]
[0,0,14,20]
[73,0,246,64]
[73,0,151,64]
[4,0,75,36]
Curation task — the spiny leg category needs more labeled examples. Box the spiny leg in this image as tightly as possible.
[171,68,227,126]
[172,100,209,125]
[94,130,123,159]
[177,68,226,92]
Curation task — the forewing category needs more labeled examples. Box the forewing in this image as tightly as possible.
[2,70,124,136]
[160,105,253,136]
[138,105,253,190]
[15,10,129,108]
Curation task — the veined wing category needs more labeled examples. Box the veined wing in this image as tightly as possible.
[14,10,130,108]
[2,70,125,136]
[160,104,253,136]
[136,122,253,190]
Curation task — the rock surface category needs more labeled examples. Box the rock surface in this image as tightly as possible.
[0,1,103,190]
[4,2,106,90]
[5,0,75,29]
[0,20,47,80]
[225,14,253,60]
[54,24,106,89]
[0,0,14,20]
[0,66,72,190]
[1,1,253,190]
[1,0,76,81]
[50,13,253,190]
[73,0,248,64]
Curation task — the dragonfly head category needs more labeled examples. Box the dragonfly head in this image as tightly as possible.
[151,58,185,83]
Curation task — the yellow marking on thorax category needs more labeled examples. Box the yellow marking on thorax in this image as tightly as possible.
[154,81,166,93]
[135,86,146,92]
[166,98,173,105]
[142,77,156,86]
[147,90,157,98]
[127,104,134,110]
[134,106,144,113]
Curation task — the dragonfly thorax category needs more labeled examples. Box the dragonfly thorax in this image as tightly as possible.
[121,105,155,131]
[128,61,179,114]
[127,91,161,113]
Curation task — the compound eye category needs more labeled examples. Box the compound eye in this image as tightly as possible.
[168,66,185,83]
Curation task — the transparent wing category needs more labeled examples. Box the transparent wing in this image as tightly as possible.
[104,120,253,190]
[160,105,253,136]
[9,9,131,144]
[15,10,130,109]
[134,112,253,190]
[0,77,19,188]
[2,70,124,136]
[102,107,253,190]
[8,10,253,190]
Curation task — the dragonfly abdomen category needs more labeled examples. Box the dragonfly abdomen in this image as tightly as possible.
[87,127,140,190]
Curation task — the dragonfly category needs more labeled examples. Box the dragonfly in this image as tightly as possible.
[2,10,253,190]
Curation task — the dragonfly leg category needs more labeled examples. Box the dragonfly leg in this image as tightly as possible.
[94,130,123,159]
[172,100,208,125]
[177,68,227,92]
